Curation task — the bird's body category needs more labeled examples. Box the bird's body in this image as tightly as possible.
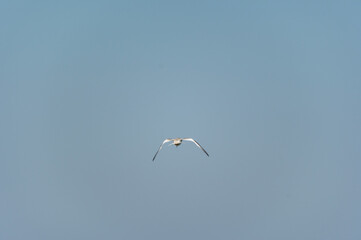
[173,138,182,146]
[152,138,209,161]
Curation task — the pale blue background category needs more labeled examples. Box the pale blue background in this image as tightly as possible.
[1,1,361,239]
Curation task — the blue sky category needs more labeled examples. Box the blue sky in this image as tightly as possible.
[1,1,361,239]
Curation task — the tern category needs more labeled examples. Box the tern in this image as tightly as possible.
[152,138,209,161]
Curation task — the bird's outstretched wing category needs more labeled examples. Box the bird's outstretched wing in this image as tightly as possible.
[182,138,209,157]
[152,139,173,161]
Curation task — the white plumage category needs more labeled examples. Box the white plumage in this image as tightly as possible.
[152,138,209,161]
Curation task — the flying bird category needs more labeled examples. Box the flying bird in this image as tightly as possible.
[152,138,209,161]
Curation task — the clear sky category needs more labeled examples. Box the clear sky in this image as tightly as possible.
[1,1,361,239]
